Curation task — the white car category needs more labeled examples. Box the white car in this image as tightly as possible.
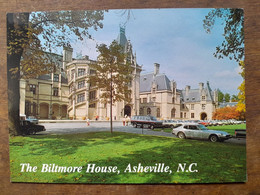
[172,123,231,142]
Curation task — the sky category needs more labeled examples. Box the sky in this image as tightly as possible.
[66,9,243,95]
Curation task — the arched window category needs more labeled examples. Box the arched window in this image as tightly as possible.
[139,107,143,115]
[147,108,151,115]
[156,108,160,118]
[171,108,176,118]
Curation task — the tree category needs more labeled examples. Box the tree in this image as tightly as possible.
[212,106,243,120]
[7,11,105,135]
[88,41,133,133]
[224,93,231,102]
[218,89,224,102]
[203,8,244,62]
[236,61,246,112]
[231,94,239,102]
[203,9,245,112]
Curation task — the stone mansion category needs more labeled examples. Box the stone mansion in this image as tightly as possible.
[20,28,218,121]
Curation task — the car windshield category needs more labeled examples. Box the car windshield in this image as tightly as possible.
[198,124,208,130]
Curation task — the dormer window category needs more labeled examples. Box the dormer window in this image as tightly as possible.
[202,96,206,101]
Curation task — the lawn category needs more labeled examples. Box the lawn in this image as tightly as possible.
[208,124,246,135]
[9,132,246,184]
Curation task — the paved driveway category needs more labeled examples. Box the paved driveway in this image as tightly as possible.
[39,121,246,145]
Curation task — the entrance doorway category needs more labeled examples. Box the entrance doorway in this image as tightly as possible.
[201,112,207,120]
[124,105,131,117]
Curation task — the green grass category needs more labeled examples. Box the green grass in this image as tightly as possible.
[208,124,246,135]
[9,132,246,184]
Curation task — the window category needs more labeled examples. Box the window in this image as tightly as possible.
[202,104,206,110]
[156,108,160,118]
[172,97,175,103]
[143,98,147,103]
[202,96,206,101]
[152,88,156,94]
[78,68,85,77]
[71,70,75,80]
[53,74,59,82]
[171,108,176,118]
[77,93,85,103]
[89,103,96,108]
[184,112,186,118]
[152,97,156,102]
[180,112,183,118]
[147,108,151,115]
[191,113,195,118]
[29,84,36,94]
[191,104,194,110]
[139,108,144,115]
[69,84,74,93]
[53,87,59,96]
[90,69,96,75]
[78,80,85,89]
[89,91,96,100]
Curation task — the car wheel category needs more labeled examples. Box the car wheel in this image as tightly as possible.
[170,125,174,129]
[209,135,218,142]
[150,125,154,130]
[177,132,186,139]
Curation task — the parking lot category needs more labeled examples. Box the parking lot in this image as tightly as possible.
[38,121,246,145]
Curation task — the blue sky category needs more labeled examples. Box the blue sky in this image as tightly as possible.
[69,8,242,95]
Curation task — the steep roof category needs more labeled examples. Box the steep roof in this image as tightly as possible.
[140,73,172,93]
[180,82,215,103]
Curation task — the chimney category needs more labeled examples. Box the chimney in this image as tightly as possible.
[63,47,73,70]
[154,63,160,75]
[185,85,190,96]
[199,82,204,91]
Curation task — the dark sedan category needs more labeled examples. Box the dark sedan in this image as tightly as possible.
[20,120,46,135]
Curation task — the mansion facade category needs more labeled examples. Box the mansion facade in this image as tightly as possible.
[20,28,218,121]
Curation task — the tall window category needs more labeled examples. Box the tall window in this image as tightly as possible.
[29,84,36,94]
[78,68,85,77]
[78,80,85,89]
[139,107,143,115]
[202,96,206,101]
[171,108,176,118]
[53,74,59,82]
[202,104,206,110]
[172,97,175,103]
[69,84,74,93]
[191,113,195,118]
[71,69,75,80]
[77,93,85,103]
[191,104,194,110]
[147,107,151,115]
[53,87,59,96]
[143,98,147,103]
[89,91,96,100]
[156,108,160,118]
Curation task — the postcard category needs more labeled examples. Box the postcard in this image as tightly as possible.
[8,8,246,183]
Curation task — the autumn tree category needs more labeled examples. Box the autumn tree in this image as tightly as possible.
[88,41,133,133]
[7,11,105,135]
[204,8,245,112]
[212,106,243,120]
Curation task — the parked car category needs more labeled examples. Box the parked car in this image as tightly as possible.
[234,129,246,138]
[20,120,46,135]
[172,123,232,142]
[26,116,39,124]
[130,115,163,129]
[161,120,180,128]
